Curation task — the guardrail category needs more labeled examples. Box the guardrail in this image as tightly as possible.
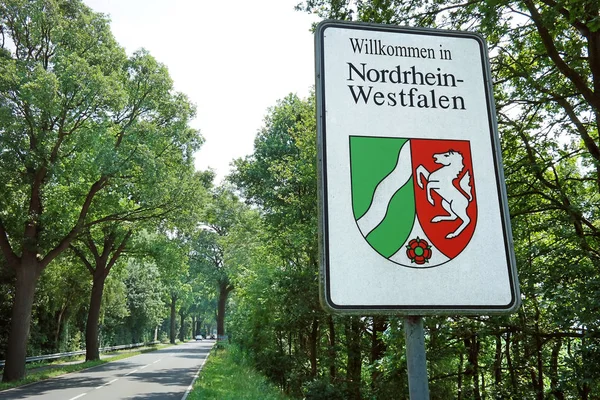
[0,341,160,368]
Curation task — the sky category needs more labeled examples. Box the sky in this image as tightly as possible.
[84,0,320,182]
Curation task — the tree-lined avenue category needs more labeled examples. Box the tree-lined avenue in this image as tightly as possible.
[0,341,213,400]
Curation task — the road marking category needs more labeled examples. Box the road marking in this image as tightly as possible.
[152,358,162,364]
[95,378,118,389]
[125,368,138,376]
[68,394,87,400]
[181,344,213,400]
[140,364,149,370]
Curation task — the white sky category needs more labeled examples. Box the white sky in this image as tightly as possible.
[84,0,319,182]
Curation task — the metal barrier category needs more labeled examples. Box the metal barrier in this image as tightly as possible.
[0,341,160,368]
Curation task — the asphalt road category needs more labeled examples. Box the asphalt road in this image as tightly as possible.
[0,340,213,400]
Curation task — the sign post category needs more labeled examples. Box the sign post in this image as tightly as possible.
[404,316,429,398]
[315,20,520,398]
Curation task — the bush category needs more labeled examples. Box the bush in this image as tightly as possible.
[303,378,345,400]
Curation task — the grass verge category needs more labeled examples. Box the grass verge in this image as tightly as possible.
[0,343,171,391]
[187,344,289,400]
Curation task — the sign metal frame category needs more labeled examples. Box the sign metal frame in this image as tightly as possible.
[315,20,520,315]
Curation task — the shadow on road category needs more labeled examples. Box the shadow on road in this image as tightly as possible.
[0,375,107,399]
[0,342,214,400]
[127,366,196,387]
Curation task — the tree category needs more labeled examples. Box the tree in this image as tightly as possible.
[230,93,335,396]
[70,162,205,360]
[296,1,600,397]
[70,226,131,360]
[191,186,249,340]
[300,0,600,264]
[192,230,228,339]
[30,254,89,355]
[187,246,218,339]
[147,231,191,344]
[0,0,201,380]
[123,258,165,343]
[0,260,15,360]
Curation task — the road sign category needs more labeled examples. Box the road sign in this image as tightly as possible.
[315,20,520,314]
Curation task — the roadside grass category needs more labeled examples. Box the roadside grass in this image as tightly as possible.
[0,343,172,391]
[188,344,289,400]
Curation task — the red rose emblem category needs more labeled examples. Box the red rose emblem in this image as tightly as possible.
[406,237,432,264]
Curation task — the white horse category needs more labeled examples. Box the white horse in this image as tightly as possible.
[415,150,472,239]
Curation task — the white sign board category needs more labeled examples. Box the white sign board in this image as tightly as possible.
[315,21,520,314]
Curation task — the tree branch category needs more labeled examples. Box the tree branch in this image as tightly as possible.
[40,176,108,269]
[98,232,116,266]
[536,0,590,37]
[522,0,600,112]
[106,230,133,275]
[84,230,100,262]
[70,244,95,274]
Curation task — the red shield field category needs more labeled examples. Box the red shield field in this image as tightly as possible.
[410,139,477,260]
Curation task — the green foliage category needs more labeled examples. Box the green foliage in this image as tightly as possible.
[2,0,600,397]
[0,0,203,274]
[0,265,15,359]
[188,345,290,400]
[302,378,345,400]
[27,256,89,355]
[0,0,205,380]
[188,185,257,340]
[230,93,326,396]
[144,231,191,343]
[123,259,165,342]
[96,268,130,346]
[292,1,600,398]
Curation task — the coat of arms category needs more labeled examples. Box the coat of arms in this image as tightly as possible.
[350,136,477,268]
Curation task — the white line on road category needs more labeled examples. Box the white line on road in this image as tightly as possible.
[125,368,138,376]
[181,347,211,400]
[140,364,149,370]
[95,378,118,389]
[152,358,162,364]
[68,394,87,400]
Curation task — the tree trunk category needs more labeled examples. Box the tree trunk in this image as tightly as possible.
[370,316,387,389]
[457,351,464,400]
[309,316,319,377]
[493,333,503,385]
[346,316,362,400]
[464,334,481,400]
[506,331,518,393]
[217,280,233,340]
[533,333,544,400]
[580,332,592,400]
[531,300,544,400]
[76,229,130,360]
[2,260,42,382]
[197,318,204,337]
[170,294,177,344]
[550,338,564,400]
[179,311,185,342]
[328,314,337,381]
[191,316,196,337]
[217,292,226,339]
[86,270,107,361]
[54,302,68,352]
